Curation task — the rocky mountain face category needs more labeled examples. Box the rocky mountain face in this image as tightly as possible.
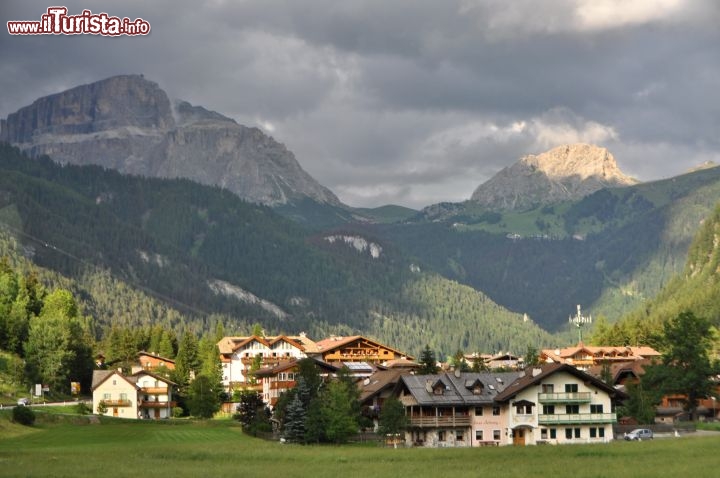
[0,75,341,207]
[470,143,639,210]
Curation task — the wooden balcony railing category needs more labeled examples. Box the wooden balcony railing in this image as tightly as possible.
[408,416,471,428]
[140,401,177,409]
[538,392,592,403]
[141,387,168,394]
[102,399,132,407]
[538,413,616,425]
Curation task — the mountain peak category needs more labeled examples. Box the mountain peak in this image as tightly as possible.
[470,143,638,211]
[1,75,341,207]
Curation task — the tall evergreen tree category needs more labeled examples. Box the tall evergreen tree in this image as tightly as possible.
[187,374,221,419]
[283,394,307,443]
[418,345,439,374]
[174,331,200,388]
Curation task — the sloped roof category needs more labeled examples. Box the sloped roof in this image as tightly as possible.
[253,357,339,378]
[130,369,178,386]
[216,334,319,355]
[586,358,654,384]
[358,368,409,403]
[541,344,660,363]
[137,351,175,364]
[399,371,522,406]
[494,363,624,402]
[91,369,140,391]
[314,335,413,359]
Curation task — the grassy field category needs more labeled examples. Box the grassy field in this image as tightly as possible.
[1,412,719,478]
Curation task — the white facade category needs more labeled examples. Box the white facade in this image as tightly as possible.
[92,371,139,419]
[92,370,176,420]
[219,336,310,389]
[505,370,615,445]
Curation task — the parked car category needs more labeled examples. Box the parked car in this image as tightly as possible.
[624,428,653,441]
[16,398,30,406]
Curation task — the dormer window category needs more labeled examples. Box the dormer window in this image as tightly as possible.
[465,378,484,395]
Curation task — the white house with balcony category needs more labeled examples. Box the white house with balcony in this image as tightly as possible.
[393,363,624,447]
[91,369,177,420]
[216,334,319,391]
[494,363,624,445]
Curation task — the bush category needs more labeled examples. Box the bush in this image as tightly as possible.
[76,401,91,415]
[12,405,36,426]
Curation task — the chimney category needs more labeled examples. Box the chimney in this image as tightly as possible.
[425,380,433,393]
[532,368,542,377]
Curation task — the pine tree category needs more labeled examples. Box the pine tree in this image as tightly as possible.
[283,394,307,443]
[418,345,439,374]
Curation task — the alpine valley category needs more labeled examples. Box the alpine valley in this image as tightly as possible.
[2,75,720,357]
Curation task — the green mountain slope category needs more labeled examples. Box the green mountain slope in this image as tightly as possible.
[593,203,720,346]
[0,143,554,356]
[373,166,720,331]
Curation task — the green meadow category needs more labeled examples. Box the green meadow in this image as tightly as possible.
[1,411,719,478]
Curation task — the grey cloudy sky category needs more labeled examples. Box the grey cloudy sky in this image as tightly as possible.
[2,0,719,209]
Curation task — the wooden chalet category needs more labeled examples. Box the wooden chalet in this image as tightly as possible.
[313,335,413,364]
[540,343,660,370]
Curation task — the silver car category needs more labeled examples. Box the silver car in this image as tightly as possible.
[624,428,653,440]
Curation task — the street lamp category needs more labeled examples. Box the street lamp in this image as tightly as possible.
[712,397,716,421]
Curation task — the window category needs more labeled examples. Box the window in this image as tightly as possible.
[492,406,500,416]
[456,430,464,441]
[541,384,554,394]
[549,428,556,439]
[103,393,111,400]
[599,427,605,438]
[542,405,555,415]
[591,427,605,438]
[493,430,501,441]
[438,431,446,442]
[475,407,483,416]
[565,383,578,393]
[590,427,597,438]
[574,428,581,438]
[590,404,604,414]
[475,430,483,441]
[565,428,573,439]
[541,428,548,439]
[120,393,128,402]
[566,405,579,414]
[516,403,532,414]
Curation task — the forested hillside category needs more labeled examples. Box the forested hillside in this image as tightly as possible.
[0,143,555,357]
[592,203,720,348]
[373,167,720,331]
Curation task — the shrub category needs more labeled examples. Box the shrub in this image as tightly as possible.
[76,401,91,415]
[12,405,36,426]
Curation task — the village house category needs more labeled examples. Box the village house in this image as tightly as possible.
[395,369,523,447]
[91,369,177,420]
[253,358,339,407]
[313,335,414,365]
[540,343,660,371]
[358,361,420,430]
[137,351,175,372]
[494,363,623,445]
[392,363,623,447]
[217,334,319,391]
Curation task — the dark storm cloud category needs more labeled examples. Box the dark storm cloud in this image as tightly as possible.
[3,0,719,208]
